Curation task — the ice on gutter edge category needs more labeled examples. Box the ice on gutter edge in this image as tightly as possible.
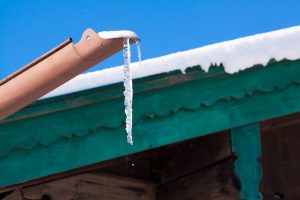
[98,30,138,39]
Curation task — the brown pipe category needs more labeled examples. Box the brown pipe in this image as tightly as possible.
[0,28,131,120]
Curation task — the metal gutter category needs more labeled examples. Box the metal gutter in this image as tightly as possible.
[0,39,72,87]
[0,28,133,120]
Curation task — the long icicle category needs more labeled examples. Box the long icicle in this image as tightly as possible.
[123,38,133,145]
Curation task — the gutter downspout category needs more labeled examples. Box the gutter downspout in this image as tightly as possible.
[0,28,136,120]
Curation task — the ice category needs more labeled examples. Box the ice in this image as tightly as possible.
[135,39,142,68]
[123,39,142,145]
[123,38,133,145]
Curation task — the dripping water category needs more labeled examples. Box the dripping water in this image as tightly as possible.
[135,39,142,68]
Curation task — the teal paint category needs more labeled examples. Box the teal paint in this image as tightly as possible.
[231,123,262,200]
[0,59,300,186]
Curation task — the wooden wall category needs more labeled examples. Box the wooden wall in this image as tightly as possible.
[4,112,300,199]
[260,113,300,199]
[2,131,239,200]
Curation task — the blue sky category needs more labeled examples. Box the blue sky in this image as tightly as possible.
[0,0,299,79]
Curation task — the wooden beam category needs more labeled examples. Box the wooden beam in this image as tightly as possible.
[157,158,239,200]
[0,149,156,193]
[4,173,156,200]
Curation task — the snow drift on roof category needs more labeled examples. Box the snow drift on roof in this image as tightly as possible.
[42,25,300,99]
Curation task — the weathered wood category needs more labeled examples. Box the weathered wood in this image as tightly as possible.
[261,112,300,131]
[2,77,300,188]
[157,158,239,200]
[6,173,156,200]
[0,156,129,193]
[5,113,300,199]
[0,132,230,192]
[2,190,23,200]
[231,123,262,200]
[101,154,154,182]
[151,131,231,184]
[2,60,300,187]
[260,119,300,199]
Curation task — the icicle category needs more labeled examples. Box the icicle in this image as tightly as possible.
[135,39,142,68]
[123,38,133,145]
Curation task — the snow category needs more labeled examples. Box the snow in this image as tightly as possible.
[42,25,300,99]
[98,30,138,39]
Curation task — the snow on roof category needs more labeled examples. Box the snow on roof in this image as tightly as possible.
[42,25,300,99]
